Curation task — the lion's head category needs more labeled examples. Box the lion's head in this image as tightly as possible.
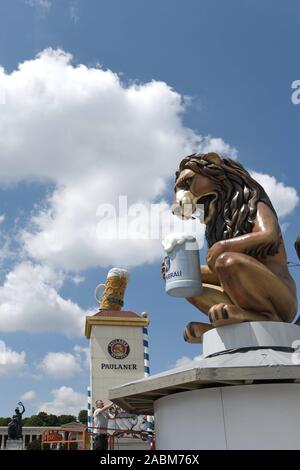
[174,152,278,249]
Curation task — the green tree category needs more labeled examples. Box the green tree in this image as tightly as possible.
[23,412,59,426]
[78,409,87,424]
[43,414,59,426]
[37,412,49,424]
[57,414,76,425]
[0,417,11,426]
[0,412,77,427]
[23,415,44,426]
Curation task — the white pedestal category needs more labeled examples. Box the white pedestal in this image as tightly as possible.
[6,439,23,450]
[154,383,300,449]
[203,321,300,357]
[110,322,300,449]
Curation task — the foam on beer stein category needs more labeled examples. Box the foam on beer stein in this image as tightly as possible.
[162,232,198,253]
[97,268,130,311]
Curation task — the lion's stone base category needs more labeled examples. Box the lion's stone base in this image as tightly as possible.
[203,320,300,357]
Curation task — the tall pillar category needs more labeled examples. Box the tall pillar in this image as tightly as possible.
[85,310,150,407]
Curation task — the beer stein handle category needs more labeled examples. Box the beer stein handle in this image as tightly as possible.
[95,283,106,305]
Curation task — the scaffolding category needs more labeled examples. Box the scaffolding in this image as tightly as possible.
[41,426,155,450]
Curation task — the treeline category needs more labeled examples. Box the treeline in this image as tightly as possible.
[0,410,88,426]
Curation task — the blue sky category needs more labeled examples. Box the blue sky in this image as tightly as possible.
[0,0,299,417]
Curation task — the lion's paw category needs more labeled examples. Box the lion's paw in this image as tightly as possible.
[208,303,243,327]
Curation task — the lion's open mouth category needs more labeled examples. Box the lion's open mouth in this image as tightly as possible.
[197,193,217,223]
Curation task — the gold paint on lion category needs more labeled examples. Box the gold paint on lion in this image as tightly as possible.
[172,152,298,343]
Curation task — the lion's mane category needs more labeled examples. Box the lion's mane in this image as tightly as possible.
[176,153,280,257]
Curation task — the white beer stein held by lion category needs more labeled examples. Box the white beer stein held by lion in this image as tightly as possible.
[162,233,203,298]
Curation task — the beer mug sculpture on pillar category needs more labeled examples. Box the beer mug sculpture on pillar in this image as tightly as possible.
[162,233,203,297]
[95,268,130,311]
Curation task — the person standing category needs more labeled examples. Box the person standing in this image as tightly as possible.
[93,400,113,450]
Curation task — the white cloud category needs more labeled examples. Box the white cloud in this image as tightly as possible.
[173,354,203,370]
[0,340,26,375]
[25,0,52,10]
[250,171,299,218]
[74,345,90,369]
[0,262,90,336]
[20,390,36,401]
[70,1,79,24]
[39,346,89,379]
[39,351,82,379]
[0,233,11,269]
[0,48,200,185]
[72,275,85,285]
[22,198,206,271]
[201,136,238,157]
[280,222,289,234]
[39,386,86,415]
[0,214,5,224]
[0,48,232,271]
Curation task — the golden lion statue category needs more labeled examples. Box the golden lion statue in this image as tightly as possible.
[166,152,298,343]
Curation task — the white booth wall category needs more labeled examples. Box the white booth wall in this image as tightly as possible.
[154,383,300,450]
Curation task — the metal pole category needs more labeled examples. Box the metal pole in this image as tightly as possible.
[142,319,153,441]
[143,325,150,377]
[87,385,93,450]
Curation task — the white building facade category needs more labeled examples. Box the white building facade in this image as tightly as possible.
[0,426,60,450]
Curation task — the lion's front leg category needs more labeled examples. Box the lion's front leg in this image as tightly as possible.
[186,282,232,315]
[184,283,233,343]
[200,265,220,285]
[185,264,224,315]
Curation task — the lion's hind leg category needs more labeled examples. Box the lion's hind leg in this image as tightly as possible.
[215,252,297,323]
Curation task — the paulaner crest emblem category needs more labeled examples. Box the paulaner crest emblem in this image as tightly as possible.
[108,339,130,359]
